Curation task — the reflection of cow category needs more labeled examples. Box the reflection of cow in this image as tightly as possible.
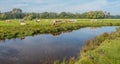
[90,27,98,30]
[20,37,25,40]
[20,19,26,25]
[6,20,12,23]
[35,19,40,23]
[52,20,63,25]
[51,32,61,36]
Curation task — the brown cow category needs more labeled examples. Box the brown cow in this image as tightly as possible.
[52,20,63,25]
[35,19,40,23]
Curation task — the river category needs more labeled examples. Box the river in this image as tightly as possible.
[0,26,117,64]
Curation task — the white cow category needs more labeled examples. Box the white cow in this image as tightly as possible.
[91,19,97,22]
[65,19,77,23]
[35,19,40,23]
[20,19,26,25]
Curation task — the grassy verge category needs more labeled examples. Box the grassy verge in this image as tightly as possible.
[79,38,120,64]
[54,27,120,64]
[0,19,120,39]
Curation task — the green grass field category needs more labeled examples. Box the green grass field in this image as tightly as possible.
[0,19,120,26]
[0,19,120,39]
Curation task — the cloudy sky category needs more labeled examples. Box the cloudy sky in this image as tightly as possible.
[0,0,120,15]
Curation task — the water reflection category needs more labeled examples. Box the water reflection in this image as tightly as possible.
[51,30,73,36]
[0,46,19,64]
[90,27,99,30]
[0,26,117,64]
[51,32,62,36]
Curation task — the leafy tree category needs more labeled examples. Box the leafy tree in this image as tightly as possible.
[59,12,67,18]
[48,12,58,18]
[24,14,34,20]
[40,12,49,19]
[85,11,105,19]
[0,13,7,20]
[0,8,119,20]
[11,8,23,19]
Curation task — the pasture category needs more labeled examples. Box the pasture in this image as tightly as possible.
[0,19,120,39]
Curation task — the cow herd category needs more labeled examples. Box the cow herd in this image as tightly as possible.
[90,19,103,23]
[5,19,77,26]
[5,19,104,26]
[52,19,77,25]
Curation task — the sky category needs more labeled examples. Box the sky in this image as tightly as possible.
[0,0,120,15]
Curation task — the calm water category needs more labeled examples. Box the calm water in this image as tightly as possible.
[0,26,117,64]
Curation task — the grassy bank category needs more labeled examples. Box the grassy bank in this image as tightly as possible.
[54,27,120,64]
[79,38,120,64]
[0,19,120,39]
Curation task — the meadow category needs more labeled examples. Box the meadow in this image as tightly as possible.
[0,19,120,39]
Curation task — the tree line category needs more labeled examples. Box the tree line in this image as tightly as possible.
[0,8,119,20]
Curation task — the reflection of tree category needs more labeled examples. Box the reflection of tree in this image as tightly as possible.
[62,30,73,33]
[0,40,5,43]
[0,38,5,41]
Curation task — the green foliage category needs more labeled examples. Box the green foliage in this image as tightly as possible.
[0,8,114,20]
[24,14,34,20]
[85,11,105,19]
[0,13,7,20]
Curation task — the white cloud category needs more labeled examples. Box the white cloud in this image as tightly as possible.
[0,0,120,14]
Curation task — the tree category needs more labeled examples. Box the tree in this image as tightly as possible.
[83,11,105,19]
[0,13,7,20]
[0,8,117,20]
[12,8,22,13]
[59,12,67,18]
[105,12,110,18]
[75,13,82,18]
[40,12,49,19]
[11,8,23,19]
[0,11,1,19]
[24,14,34,20]
[48,12,58,18]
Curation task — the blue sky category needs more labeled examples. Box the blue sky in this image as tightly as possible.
[0,0,120,15]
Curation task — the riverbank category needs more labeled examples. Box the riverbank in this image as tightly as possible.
[0,19,120,39]
[78,27,120,64]
[54,27,120,64]
[79,38,120,64]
